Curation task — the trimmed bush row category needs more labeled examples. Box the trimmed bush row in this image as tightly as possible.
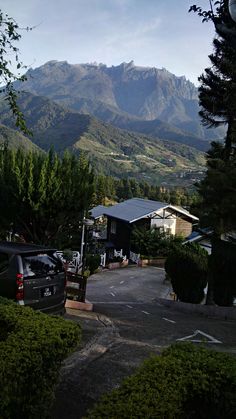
[86,343,236,419]
[0,298,81,419]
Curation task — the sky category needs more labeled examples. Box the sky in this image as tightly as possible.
[2,0,216,85]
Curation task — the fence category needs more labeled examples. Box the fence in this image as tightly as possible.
[130,250,140,264]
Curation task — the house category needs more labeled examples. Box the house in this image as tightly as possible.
[90,205,107,221]
[184,228,213,254]
[92,198,198,258]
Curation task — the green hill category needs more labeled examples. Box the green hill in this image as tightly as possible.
[0,92,205,186]
[0,124,42,152]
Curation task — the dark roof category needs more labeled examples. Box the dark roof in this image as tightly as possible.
[90,205,107,219]
[102,198,198,223]
[0,241,56,255]
[185,227,213,243]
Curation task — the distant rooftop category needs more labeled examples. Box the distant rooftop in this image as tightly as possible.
[99,198,198,223]
[90,205,108,219]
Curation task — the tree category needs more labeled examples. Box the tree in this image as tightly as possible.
[190,1,236,304]
[131,226,183,258]
[0,146,95,247]
[190,1,236,159]
[94,175,107,205]
[190,1,236,233]
[196,143,236,234]
[0,10,30,133]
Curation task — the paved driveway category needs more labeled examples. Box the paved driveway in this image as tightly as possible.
[52,266,236,419]
[87,265,172,302]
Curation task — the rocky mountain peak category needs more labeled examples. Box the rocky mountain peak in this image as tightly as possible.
[15,60,222,141]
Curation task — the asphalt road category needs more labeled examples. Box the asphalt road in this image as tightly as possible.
[52,266,236,419]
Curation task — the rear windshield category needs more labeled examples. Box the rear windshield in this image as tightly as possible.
[22,253,64,278]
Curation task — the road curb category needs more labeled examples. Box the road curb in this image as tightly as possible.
[155,297,236,320]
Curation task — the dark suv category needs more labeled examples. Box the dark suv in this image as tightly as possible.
[0,242,66,314]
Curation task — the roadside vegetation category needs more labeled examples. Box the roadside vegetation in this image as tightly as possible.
[0,145,94,247]
[0,298,81,418]
[165,243,208,304]
[86,342,236,419]
[131,227,183,259]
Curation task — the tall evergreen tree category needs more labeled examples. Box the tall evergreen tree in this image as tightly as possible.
[0,147,95,246]
[190,0,236,159]
[190,0,236,233]
[190,1,236,304]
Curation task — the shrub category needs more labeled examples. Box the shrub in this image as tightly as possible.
[165,243,208,303]
[85,254,101,274]
[85,343,236,419]
[62,248,73,262]
[131,226,183,257]
[0,298,81,419]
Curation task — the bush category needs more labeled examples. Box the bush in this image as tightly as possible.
[85,254,101,274]
[0,298,81,419]
[131,226,183,257]
[165,243,208,303]
[85,343,236,419]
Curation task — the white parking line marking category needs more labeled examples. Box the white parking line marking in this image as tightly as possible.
[120,281,124,284]
[110,292,116,297]
[162,317,176,324]
[177,330,222,344]
[141,310,150,315]
[129,276,134,279]
[126,305,133,309]
[110,286,114,289]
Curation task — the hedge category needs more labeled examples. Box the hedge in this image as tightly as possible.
[165,243,208,303]
[85,343,236,419]
[85,254,101,274]
[0,298,81,419]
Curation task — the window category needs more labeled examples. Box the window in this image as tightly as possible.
[22,253,64,278]
[0,253,9,273]
[111,221,116,234]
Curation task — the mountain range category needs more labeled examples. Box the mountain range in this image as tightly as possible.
[0,92,205,185]
[17,60,224,143]
[0,60,223,185]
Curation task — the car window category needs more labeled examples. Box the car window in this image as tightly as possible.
[22,253,64,278]
[0,252,9,273]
